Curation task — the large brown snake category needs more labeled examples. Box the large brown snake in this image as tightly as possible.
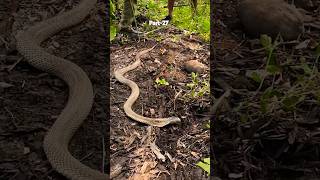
[15,0,109,179]
[114,46,181,127]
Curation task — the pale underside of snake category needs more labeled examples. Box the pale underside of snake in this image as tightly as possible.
[114,46,181,127]
[15,0,109,179]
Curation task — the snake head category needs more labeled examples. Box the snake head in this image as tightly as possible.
[168,117,181,124]
[155,117,181,127]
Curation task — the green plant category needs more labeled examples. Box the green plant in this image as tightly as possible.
[170,0,210,41]
[155,77,169,86]
[186,72,209,98]
[205,121,210,128]
[260,87,282,113]
[196,157,210,175]
[259,43,320,113]
[252,35,281,93]
[139,0,210,41]
[110,0,209,41]
[110,0,117,41]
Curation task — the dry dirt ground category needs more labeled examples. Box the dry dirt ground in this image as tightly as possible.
[110,28,210,179]
[1,0,108,179]
[212,0,320,180]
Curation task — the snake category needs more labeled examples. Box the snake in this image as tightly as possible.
[114,46,181,127]
[15,0,109,179]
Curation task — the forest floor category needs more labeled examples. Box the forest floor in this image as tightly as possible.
[212,0,320,180]
[110,28,210,179]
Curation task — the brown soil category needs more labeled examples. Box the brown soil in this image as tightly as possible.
[110,28,210,179]
[1,0,108,179]
[212,0,320,180]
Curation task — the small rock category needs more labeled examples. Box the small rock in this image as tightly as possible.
[184,60,208,73]
[23,147,30,154]
[238,0,304,40]
[150,108,155,115]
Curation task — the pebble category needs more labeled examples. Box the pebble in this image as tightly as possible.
[238,0,304,40]
[150,108,155,115]
[184,60,208,73]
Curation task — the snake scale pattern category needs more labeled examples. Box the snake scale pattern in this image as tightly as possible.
[15,0,109,179]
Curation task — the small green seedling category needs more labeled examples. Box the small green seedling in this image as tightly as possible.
[186,72,209,98]
[109,0,117,41]
[254,34,281,93]
[205,122,210,129]
[155,77,169,86]
[196,157,210,175]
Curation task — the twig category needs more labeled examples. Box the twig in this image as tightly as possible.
[173,89,182,110]
[305,22,320,30]
[8,57,23,71]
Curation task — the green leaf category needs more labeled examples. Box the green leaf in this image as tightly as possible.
[196,158,210,175]
[302,64,313,75]
[187,83,195,89]
[251,71,262,83]
[203,158,210,164]
[191,72,198,83]
[202,81,209,87]
[110,24,117,41]
[267,53,277,66]
[260,34,272,50]
[282,95,305,111]
[198,90,204,97]
[261,87,282,99]
[260,87,281,113]
[110,0,115,17]
[205,122,210,128]
[191,89,196,97]
[266,64,281,74]
[155,78,169,86]
[245,70,267,83]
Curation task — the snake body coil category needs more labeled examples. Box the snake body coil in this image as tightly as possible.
[16,0,109,179]
[114,46,181,127]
